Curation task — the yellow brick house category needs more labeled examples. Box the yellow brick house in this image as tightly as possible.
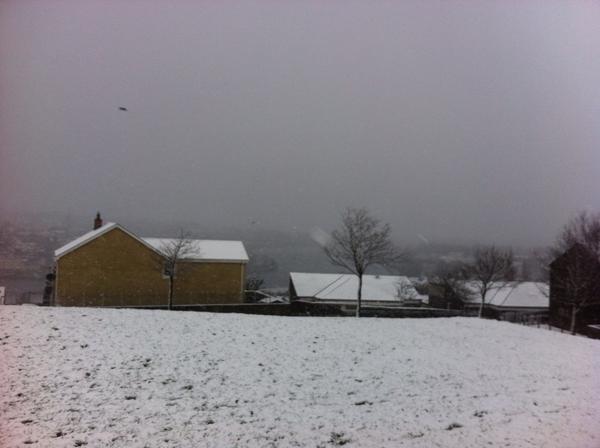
[53,217,248,307]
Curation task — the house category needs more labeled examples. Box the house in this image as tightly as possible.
[289,272,425,306]
[52,215,248,307]
[549,244,600,334]
[463,282,549,320]
[429,281,548,320]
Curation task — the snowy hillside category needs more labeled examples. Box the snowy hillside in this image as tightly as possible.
[1,307,599,447]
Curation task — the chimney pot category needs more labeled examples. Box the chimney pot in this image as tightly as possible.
[94,212,103,230]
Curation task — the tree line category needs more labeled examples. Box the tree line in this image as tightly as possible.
[162,206,600,331]
[322,207,600,327]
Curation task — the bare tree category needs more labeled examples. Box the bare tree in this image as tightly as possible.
[545,211,600,334]
[549,211,600,260]
[157,230,196,310]
[244,277,266,303]
[323,207,404,317]
[395,280,418,303]
[246,277,265,291]
[464,246,514,318]
[247,252,278,285]
[430,262,473,309]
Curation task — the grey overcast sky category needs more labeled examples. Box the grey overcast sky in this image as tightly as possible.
[1,0,599,245]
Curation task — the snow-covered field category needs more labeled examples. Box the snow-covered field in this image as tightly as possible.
[1,306,599,448]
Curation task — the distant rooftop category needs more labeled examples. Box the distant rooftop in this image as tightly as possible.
[465,282,548,309]
[290,272,425,302]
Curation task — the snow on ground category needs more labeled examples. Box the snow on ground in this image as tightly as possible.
[1,306,599,448]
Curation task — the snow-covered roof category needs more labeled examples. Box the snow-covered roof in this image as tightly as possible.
[143,238,248,262]
[55,222,248,263]
[54,222,119,258]
[465,282,548,309]
[290,272,424,302]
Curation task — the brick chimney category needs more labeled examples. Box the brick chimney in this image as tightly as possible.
[93,212,103,230]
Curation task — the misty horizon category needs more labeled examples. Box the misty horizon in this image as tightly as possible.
[2,0,599,248]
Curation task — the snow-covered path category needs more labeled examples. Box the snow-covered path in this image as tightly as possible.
[1,306,599,447]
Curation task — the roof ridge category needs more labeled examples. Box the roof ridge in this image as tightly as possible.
[142,237,243,242]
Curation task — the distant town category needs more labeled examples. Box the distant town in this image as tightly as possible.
[0,212,543,306]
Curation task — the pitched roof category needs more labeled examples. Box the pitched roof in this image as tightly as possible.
[54,222,119,258]
[54,222,248,263]
[290,272,424,302]
[465,282,548,309]
[143,238,248,262]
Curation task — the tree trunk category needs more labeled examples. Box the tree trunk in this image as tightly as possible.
[570,304,579,335]
[478,287,489,318]
[356,275,363,318]
[478,295,484,318]
[168,276,174,311]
